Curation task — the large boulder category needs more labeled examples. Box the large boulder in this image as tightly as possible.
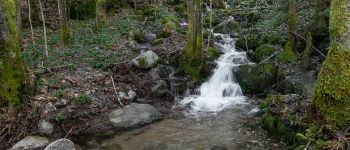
[108,103,161,129]
[235,64,277,95]
[132,50,159,69]
[144,33,157,43]
[280,70,317,98]
[11,136,49,150]
[44,138,75,150]
[213,19,241,34]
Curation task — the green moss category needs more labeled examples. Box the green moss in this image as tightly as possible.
[208,47,219,59]
[60,24,70,45]
[329,0,348,40]
[277,46,297,64]
[0,0,30,108]
[152,38,163,45]
[260,33,281,45]
[301,32,312,69]
[255,44,276,63]
[236,34,259,50]
[314,43,350,128]
[262,113,276,130]
[133,30,145,43]
[259,95,273,108]
[138,58,146,68]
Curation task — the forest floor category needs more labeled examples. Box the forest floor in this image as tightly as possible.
[1,9,186,149]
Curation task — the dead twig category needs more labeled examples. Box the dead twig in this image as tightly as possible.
[289,31,327,58]
[111,75,124,107]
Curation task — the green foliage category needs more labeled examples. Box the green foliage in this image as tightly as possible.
[255,44,276,63]
[53,89,65,98]
[69,0,96,19]
[74,93,92,105]
[260,33,281,45]
[277,46,297,64]
[208,47,219,59]
[23,13,140,70]
[133,30,146,43]
[145,5,179,32]
[60,24,71,45]
[52,114,66,122]
[152,38,163,45]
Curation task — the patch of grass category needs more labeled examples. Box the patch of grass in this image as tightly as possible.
[52,114,66,122]
[23,10,141,70]
[74,93,92,105]
[53,89,65,98]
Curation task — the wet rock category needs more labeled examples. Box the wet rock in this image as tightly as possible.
[282,71,317,98]
[108,103,161,129]
[42,102,56,117]
[213,19,241,34]
[38,119,54,136]
[44,138,75,150]
[143,142,168,150]
[11,136,49,150]
[132,50,159,69]
[149,65,174,80]
[144,33,156,43]
[151,80,171,98]
[235,64,277,94]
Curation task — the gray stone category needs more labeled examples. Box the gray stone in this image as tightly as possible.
[44,138,75,150]
[144,33,156,43]
[132,51,159,69]
[11,136,49,150]
[108,103,161,128]
[128,90,137,100]
[38,119,54,136]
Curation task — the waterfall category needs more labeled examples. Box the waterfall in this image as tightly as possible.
[180,33,251,114]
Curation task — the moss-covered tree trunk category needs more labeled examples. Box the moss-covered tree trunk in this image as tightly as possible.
[314,0,350,128]
[0,0,32,109]
[96,0,106,29]
[58,0,70,45]
[183,0,204,80]
[285,0,297,52]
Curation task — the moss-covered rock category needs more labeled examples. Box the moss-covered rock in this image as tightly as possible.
[235,63,277,94]
[277,49,297,64]
[208,46,219,60]
[213,20,241,34]
[255,44,276,63]
[260,33,281,45]
[235,34,259,50]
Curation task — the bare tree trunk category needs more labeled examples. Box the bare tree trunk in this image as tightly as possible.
[27,0,35,45]
[58,0,70,45]
[96,0,106,29]
[38,0,48,58]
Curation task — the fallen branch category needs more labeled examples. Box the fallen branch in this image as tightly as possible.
[290,31,327,58]
[258,49,282,66]
[111,75,124,107]
[34,64,75,75]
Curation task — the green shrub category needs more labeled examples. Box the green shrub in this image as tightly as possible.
[255,44,276,63]
[75,93,92,105]
[53,89,65,98]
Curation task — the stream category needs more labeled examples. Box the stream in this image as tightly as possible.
[78,31,284,149]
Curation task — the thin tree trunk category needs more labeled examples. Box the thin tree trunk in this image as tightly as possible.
[27,0,35,45]
[58,0,70,45]
[16,0,22,30]
[39,0,48,58]
[96,0,106,29]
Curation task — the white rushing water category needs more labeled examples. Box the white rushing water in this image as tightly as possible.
[180,33,251,114]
